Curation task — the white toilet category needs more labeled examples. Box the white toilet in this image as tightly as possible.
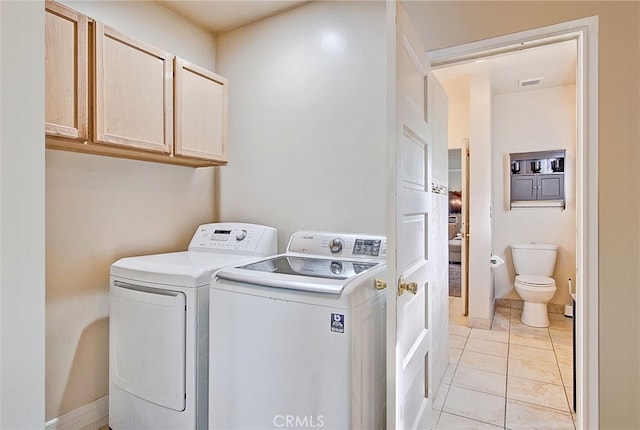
[511,242,558,327]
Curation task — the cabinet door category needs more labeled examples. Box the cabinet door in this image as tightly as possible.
[511,175,536,201]
[94,23,173,154]
[538,174,564,200]
[174,58,228,162]
[45,0,88,140]
[110,283,186,411]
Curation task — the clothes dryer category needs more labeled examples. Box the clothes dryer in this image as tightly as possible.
[109,223,277,430]
[209,231,386,430]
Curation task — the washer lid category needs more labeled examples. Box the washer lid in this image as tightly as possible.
[215,256,380,294]
[516,274,555,286]
[241,256,376,279]
[111,251,262,287]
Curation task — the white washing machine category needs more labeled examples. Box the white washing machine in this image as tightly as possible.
[109,223,277,430]
[209,231,387,430]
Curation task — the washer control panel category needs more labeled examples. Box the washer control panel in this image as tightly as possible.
[352,238,383,257]
[287,231,386,260]
[188,223,277,255]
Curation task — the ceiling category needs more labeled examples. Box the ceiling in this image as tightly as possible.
[158,0,309,35]
[157,1,577,103]
[432,40,577,104]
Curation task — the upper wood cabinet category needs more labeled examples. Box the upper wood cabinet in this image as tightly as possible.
[45,0,88,140]
[174,58,228,162]
[93,22,173,154]
[44,1,228,167]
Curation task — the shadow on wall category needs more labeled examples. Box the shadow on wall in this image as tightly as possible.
[58,317,109,417]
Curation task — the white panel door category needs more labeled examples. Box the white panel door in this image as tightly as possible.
[387,2,448,429]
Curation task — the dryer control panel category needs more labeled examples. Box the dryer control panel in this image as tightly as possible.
[287,231,387,260]
[188,223,277,255]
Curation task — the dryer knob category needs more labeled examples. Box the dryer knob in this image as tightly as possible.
[328,238,344,253]
[235,229,247,241]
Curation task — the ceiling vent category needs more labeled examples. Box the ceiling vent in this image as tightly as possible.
[519,77,544,88]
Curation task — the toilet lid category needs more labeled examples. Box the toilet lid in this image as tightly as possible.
[516,274,555,286]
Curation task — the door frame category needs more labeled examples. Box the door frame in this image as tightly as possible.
[461,139,470,316]
[428,17,599,429]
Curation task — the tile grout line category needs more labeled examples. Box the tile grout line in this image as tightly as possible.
[549,320,577,429]
[547,324,576,429]
[503,305,512,430]
[436,299,467,429]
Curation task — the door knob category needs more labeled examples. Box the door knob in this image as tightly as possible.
[398,278,418,296]
[374,279,387,290]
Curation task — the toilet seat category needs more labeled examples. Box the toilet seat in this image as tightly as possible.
[515,274,556,287]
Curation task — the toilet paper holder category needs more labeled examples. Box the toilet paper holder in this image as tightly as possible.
[490,255,505,268]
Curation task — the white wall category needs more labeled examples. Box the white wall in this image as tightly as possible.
[65,0,217,70]
[448,102,469,149]
[215,1,387,248]
[0,1,46,428]
[467,73,494,327]
[46,1,218,421]
[492,85,576,305]
[448,149,462,191]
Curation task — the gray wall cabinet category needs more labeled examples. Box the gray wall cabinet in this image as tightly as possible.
[510,150,566,208]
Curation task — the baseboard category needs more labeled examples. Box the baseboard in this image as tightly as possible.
[547,303,565,315]
[495,298,523,309]
[466,316,492,329]
[45,395,108,430]
[495,298,565,314]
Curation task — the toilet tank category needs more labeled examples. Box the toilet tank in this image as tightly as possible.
[511,243,557,276]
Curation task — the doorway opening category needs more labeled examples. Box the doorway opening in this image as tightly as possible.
[438,39,577,320]
[429,17,598,429]
[447,141,470,317]
[447,148,462,299]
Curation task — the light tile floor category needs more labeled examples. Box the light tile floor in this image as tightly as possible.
[432,297,576,429]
